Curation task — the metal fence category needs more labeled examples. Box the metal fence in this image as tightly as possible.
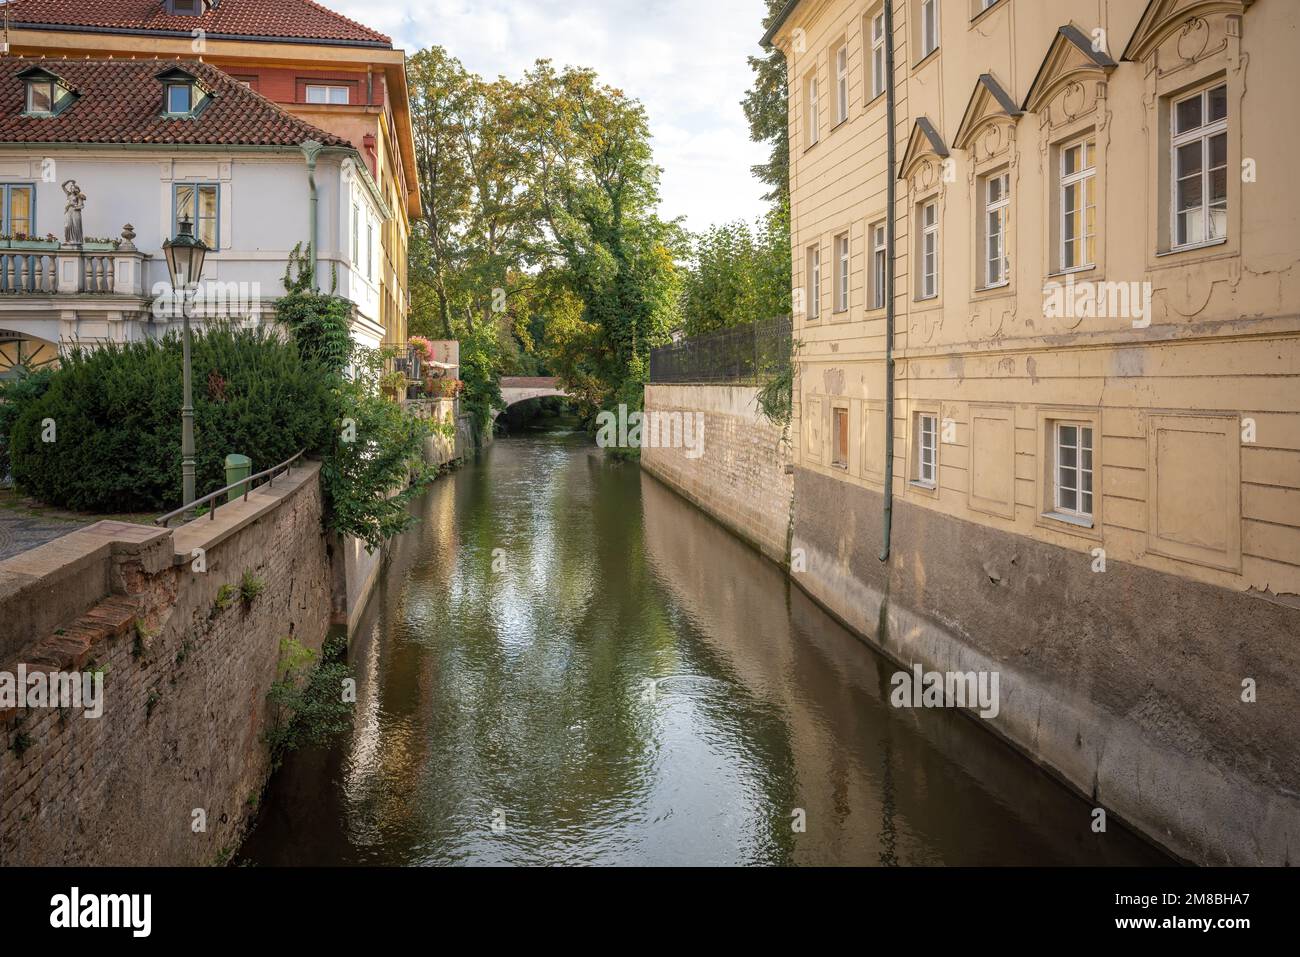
[649,316,792,384]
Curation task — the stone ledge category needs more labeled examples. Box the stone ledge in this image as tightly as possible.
[170,460,322,561]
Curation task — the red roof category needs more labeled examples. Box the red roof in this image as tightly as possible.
[0,57,352,147]
[0,0,391,47]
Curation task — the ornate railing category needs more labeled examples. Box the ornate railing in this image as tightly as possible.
[0,244,145,296]
[649,316,792,384]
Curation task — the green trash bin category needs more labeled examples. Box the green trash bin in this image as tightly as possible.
[225,454,252,504]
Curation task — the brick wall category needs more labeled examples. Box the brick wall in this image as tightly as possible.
[642,384,793,564]
[0,464,331,866]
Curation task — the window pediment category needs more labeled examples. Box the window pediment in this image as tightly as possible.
[899,117,949,183]
[1023,24,1117,116]
[953,74,1022,155]
[1122,0,1255,64]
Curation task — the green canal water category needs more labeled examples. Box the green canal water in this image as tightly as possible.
[238,430,1167,866]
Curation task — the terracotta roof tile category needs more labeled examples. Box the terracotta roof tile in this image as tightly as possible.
[0,57,352,147]
[0,0,391,47]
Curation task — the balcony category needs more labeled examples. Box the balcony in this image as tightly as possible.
[0,234,148,298]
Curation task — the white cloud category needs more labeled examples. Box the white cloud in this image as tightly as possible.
[330,0,774,232]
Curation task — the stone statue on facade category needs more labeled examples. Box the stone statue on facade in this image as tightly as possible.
[62,180,85,245]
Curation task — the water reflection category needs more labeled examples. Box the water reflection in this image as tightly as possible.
[238,432,1167,866]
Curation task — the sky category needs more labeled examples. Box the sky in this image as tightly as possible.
[331,0,773,233]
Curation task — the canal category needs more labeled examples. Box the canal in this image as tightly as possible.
[238,430,1167,866]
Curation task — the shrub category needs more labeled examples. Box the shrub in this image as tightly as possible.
[264,635,354,764]
[0,365,55,479]
[9,325,334,513]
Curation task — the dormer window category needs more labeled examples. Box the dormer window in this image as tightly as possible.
[166,82,193,115]
[167,0,204,14]
[26,78,55,114]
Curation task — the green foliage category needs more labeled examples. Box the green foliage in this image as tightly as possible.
[744,0,792,205]
[265,635,355,764]
[319,345,433,552]
[239,570,265,606]
[680,200,791,337]
[457,322,505,439]
[0,364,55,479]
[213,584,236,613]
[275,244,352,376]
[9,326,334,513]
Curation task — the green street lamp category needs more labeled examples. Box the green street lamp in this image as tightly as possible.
[162,216,208,511]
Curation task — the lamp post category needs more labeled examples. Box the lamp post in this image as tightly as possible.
[162,217,208,511]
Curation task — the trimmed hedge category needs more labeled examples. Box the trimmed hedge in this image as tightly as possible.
[10,326,335,513]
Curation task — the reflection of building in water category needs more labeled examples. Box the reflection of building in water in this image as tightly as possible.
[639,470,1161,864]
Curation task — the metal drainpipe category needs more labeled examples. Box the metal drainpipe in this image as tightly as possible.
[301,139,323,288]
[879,0,898,563]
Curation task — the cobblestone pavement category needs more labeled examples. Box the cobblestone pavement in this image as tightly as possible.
[0,510,88,561]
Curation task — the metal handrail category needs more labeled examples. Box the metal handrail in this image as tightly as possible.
[154,449,306,528]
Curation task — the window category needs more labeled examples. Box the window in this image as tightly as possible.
[834,43,849,125]
[914,413,937,486]
[1,185,35,237]
[352,203,360,266]
[1059,137,1096,270]
[920,0,940,59]
[367,222,374,280]
[834,232,850,313]
[166,82,193,115]
[174,183,218,249]
[870,222,887,309]
[982,171,1010,288]
[869,11,886,100]
[805,74,820,147]
[306,85,351,105]
[918,201,938,300]
[1171,83,1227,248]
[979,0,999,10]
[25,79,55,114]
[168,0,202,13]
[806,244,821,320]
[1052,423,1094,521]
[832,408,849,468]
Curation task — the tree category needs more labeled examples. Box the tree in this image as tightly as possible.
[742,0,792,205]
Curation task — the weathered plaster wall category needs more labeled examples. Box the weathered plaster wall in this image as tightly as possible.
[791,465,1300,866]
[642,384,793,563]
[0,463,331,866]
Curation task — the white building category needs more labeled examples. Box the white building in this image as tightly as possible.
[0,56,393,371]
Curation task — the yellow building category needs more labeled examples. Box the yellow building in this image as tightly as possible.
[765,0,1299,864]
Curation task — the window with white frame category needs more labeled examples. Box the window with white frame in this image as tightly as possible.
[367,222,374,281]
[834,43,849,125]
[306,85,351,105]
[806,244,821,320]
[806,73,820,147]
[165,82,194,115]
[1,185,35,237]
[1059,136,1096,271]
[1171,83,1227,248]
[920,0,939,59]
[870,222,886,309]
[982,170,1010,288]
[834,232,850,312]
[25,78,55,114]
[918,200,938,299]
[869,11,886,100]
[1052,422,1094,521]
[914,412,937,486]
[352,202,360,266]
[174,183,218,249]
